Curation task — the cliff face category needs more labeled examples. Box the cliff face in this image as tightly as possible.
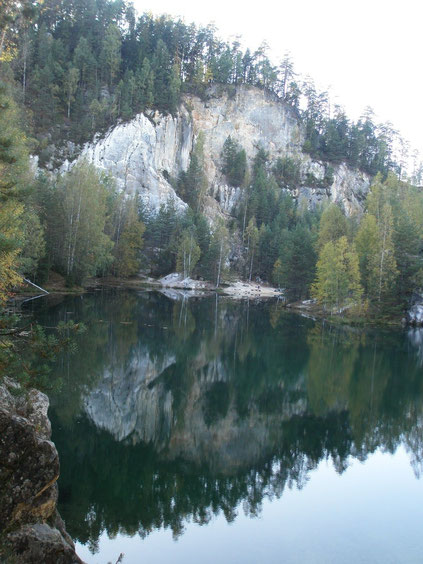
[0,379,83,563]
[64,85,370,218]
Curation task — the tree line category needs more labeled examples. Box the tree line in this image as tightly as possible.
[1,0,419,179]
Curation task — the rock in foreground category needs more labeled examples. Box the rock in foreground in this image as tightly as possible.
[0,379,83,563]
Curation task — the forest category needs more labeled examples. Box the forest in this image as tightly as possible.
[1,0,423,324]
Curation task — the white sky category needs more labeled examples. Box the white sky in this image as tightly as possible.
[133,0,423,159]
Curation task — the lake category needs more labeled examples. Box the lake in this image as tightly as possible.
[29,289,423,564]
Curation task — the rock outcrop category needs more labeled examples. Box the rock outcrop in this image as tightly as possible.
[0,379,83,563]
[63,85,370,218]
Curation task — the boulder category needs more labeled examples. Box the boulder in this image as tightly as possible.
[0,379,83,563]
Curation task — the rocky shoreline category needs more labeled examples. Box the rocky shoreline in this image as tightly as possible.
[0,378,84,563]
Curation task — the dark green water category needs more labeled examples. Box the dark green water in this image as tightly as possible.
[29,290,423,563]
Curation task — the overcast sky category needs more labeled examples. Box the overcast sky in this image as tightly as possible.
[133,0,422,159]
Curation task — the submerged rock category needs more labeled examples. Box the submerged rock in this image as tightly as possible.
[0,379,83,563]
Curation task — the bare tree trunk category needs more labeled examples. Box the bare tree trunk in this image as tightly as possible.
[242,196,248,240]
[249,249,254,282]
[378,223,387,302]
[216,240,223,287]
[0,29,7,60]
[69,189,82,275]
[22,47,27,102]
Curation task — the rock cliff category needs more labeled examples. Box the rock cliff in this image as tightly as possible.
[63,85,370,218]
[0,379,83,563]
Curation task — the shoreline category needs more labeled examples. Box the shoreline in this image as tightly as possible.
[12,276,420,328]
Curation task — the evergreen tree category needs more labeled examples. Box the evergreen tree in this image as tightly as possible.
[278,53,296,100]
[272,156,301,189]
[355,214,379,295]
[221,136,247,187]
[63,65,79,119]
[178,132,208,212]
[0,81,31,302]
[278,225,316,300]
[112,197,145,277]
[101,23,122,87]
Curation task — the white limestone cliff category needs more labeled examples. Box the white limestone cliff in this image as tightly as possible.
[64,84,370,218]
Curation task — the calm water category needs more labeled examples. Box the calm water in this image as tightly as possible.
[29,290,423,563]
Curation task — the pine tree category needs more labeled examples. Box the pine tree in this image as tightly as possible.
[112,197,145,277]
[278,225,316,300]
[179,132,208,212]
[73,37,97,90]
[355,214,379,295]
[221,136,247,187]
[101,24,122,87]
[0,81,30,302]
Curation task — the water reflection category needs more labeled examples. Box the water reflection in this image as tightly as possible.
[33,291,423,549]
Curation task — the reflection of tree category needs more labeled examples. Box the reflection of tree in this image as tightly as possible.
[39,293,423,550]
[34,291,141,424]
[52,410,352,547]
[405,419,423,478]
[305,322,423,470]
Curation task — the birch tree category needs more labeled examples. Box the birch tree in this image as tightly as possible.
[368,203,398,304]
[211,220,229,287]
[63,66,79,119]
[58,161,113,284]
[245,217,259,281]
[176,229,201,279]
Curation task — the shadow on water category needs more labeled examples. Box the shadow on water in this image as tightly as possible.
[29,290,423,550]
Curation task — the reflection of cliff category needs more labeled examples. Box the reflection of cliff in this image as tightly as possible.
[79,296,310,472]
[408,328,423,366]
[82,337,308,472]
[45,292,423,549]
[83,347,175,445]
[165,375,307,474]
[57,293,423,477]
